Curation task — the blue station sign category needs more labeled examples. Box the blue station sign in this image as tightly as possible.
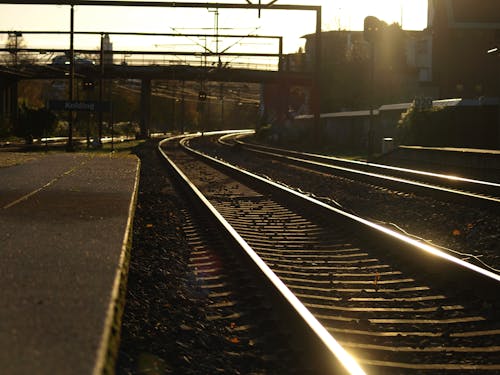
[48,100,111,112]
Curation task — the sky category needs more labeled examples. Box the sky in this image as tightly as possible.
[0,0,428,64]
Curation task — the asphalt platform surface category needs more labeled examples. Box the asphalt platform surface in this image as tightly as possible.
[0,152,139,375]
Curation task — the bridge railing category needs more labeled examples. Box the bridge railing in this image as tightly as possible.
[0,50,280,72]
[113,54,279,71]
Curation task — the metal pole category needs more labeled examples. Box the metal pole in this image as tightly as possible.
[368,41,374,159]
[206,89,210,131]
[109,78,113,143]
[67,4,74,151]
[98,33,104,146]
[172,83,176,132]
[312,6,322,145]
[86,113,90,148]
[181,80,185,133]
[220,83,224,129]
[111,106,114,151]
[278,36,283,72]
[14,33,18,66]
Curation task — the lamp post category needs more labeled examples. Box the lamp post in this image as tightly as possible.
[66,4,75,151]
[98,33,104,147]
[364,16,381,159]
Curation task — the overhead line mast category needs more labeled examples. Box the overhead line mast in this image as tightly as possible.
[0,0,323,147]
[0,1,319,12]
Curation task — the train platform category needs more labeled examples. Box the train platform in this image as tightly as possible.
[0,152,139,374]
[377,145,500,180]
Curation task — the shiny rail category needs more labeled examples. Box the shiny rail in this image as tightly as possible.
[172,130,500,373]
[159,132,366,375]
[187,131,500,373]
[225,134,500,205]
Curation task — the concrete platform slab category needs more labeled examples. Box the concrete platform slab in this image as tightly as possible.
[379,145,500,181]
[0,153,139,375]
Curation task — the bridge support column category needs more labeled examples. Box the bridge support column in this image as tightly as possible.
[140,79,151,138]
[10,80,18,131]
[0,78,19,135]
[279,81,290,125]
[0,78,6,125]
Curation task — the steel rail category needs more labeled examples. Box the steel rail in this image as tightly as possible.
[164,130,500,372]
[235,138,500,188]
[158,131,366,375]
[169,133,500,373]
[186,131,500,286]
[227,136,500,206]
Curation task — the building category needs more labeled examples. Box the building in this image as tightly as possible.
[103,33,113,65]
[281,51,306,73]
[428,0,500,98]
[300,28,432,112]
[265,1,500,150]
[297,0,500,104]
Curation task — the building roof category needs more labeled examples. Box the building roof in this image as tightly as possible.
[295,109,379,120]
[301,30,363,40]
[379,103,412,111]
[434,97,500,107]
[442,0,500,28]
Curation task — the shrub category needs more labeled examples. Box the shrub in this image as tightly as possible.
[397,105,452,147]
[16,105,57,143]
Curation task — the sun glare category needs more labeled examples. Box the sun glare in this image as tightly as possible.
[0,0,428,55]
[321,0,428,31]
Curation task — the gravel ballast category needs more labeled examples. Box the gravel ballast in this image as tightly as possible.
[117,140,310,374]
[189,136,500,273]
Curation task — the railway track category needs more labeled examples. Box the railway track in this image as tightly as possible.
[222,132,500,206]
[182,207,317,374]
[159,132,500,374]
[160,134,361,374]
[192,132,500,273]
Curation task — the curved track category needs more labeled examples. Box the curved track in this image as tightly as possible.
[198,131,500,274]
[225,132,500,206]
[160,131,500,374]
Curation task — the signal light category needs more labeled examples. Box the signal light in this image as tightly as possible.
[82,79,95,90]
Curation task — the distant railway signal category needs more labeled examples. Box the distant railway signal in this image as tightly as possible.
[82,79,94,90]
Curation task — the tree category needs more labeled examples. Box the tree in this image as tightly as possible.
[16,105,57,143]
[319,31,372,112]
[374,23,410,104]
[19,80,51,109]
[318,23,411,113]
